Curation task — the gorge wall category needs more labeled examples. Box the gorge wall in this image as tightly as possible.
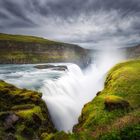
[125,44,140,59]
[0,33,91,68]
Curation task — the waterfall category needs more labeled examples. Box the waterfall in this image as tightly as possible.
[40,49,126,131]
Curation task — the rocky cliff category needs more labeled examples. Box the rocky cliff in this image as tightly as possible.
[0,33,91,68]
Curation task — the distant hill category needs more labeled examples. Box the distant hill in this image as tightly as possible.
[125,44,140,59]
[0,33,91,68]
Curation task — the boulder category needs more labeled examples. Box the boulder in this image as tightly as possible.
[104,95,130,111]
[4,113,19,130]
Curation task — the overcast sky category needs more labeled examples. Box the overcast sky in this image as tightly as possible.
[0,0,140,49]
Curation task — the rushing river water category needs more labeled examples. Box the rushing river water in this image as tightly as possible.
[0,50,125,131]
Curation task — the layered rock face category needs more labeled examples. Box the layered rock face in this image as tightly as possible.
[0,33,91,68]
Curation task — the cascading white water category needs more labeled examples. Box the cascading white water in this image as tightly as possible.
[40,49,126,131]
[0,49,126,132]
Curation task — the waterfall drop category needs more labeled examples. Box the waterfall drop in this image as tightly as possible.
[40,49,126,131]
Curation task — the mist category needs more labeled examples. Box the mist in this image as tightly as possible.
[40,48,126,131]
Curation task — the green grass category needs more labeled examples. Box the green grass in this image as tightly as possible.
[15,106,43,120]
[99,123,140,140]
[0,33,63,45]
[105,95,126,103]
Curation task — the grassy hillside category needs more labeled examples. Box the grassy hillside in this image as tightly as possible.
[0,80,55,140]
[0,33,90,67]
[73,60,140,139]
[42,60,140,140]
[0,33,64,45]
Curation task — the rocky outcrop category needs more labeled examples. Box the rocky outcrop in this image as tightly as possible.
[34,64,68,71]
[104,95,130,111]
[0,33,91,68]
[0,80,56,140]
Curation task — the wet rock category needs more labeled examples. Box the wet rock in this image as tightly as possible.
[96,91,101,96]
[34,64,68,71]
[4,113,19,130]
[34,64,53,69]
[52,66,68,71]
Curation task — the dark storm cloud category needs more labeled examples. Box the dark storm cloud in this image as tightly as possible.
[0,0,37,28]
[30,0,140,18]
[0,0,140,49]
[0,12,8,19]
[2,0,29,20]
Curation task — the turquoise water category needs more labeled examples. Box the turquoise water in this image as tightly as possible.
[0,63,66,90]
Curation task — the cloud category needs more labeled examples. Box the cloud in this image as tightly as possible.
[0,0,140,49]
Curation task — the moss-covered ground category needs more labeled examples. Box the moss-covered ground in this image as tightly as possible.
[0,80,55,140]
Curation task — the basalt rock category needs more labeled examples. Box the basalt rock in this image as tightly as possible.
[4,113,19,130]
[34,64,68,71]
